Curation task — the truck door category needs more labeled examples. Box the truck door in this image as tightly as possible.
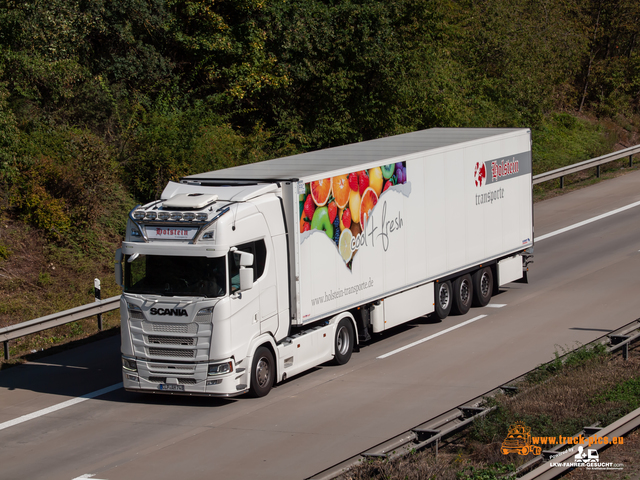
[228,243,261,356]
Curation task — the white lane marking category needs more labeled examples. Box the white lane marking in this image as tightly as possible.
[535,200,640,242]
[0,382,122,432]
[486,303,507,308]
[73,474,108,480]
[377,315,487,359]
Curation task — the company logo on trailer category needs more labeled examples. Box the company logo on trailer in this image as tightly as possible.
[491,157,520,181]
[474,162,487,187]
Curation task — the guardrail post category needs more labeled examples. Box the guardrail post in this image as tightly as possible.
[3,340,8,360]
[94,278,103,331]
[623,342,629,361]
[631,154,634,168]
[596,165,601,178]
[560,176,564,188]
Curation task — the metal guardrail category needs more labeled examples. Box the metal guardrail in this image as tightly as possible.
[532,143,640,187]
[308,318,640,480]
[0,296,120,360]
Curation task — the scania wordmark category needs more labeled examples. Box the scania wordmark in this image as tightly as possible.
[116,128,533,397]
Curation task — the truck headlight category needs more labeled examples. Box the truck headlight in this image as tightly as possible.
[208,361,233,376]
[122,357,138,372]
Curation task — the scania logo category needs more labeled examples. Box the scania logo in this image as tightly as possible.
[150,308,188,317]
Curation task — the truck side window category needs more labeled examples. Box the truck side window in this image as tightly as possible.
[229,240,267,292]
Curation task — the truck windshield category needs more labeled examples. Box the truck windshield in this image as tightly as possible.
[124,255,227,298]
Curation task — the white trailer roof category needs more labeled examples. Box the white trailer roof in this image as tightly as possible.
[184,128,528,183]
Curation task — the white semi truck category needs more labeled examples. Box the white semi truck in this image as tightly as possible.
[116,128,533,397]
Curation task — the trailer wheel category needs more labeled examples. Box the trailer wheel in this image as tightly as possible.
[452,274,473,315]
[333,318,354,365]
[472,267,493,307]
[249,346,275,397]
[434,281,453,320]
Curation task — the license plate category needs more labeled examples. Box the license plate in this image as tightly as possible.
[158,384,184,392]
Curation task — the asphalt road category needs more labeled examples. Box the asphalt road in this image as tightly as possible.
[1,171,640,480]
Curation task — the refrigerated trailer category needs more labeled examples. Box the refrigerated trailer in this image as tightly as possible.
[116,128,533,397]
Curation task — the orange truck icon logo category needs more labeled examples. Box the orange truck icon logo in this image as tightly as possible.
[501,423,542,456]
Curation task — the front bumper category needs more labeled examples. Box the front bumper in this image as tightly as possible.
[122,356,249,397]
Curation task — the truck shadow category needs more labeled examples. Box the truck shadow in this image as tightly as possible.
[0,335,234,407]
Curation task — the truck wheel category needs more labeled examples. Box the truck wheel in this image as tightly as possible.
[452,274,473,315]
[249,346,275,397]
[472,267,493,307]
[434,281,452,319]
[333,318,354,365]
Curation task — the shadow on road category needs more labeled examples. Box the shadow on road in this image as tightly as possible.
[0,335,234,407]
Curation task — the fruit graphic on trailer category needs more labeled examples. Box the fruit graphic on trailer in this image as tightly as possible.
[310,206,333,238]
[328,201,337,223]
[303,194,316,221]
[368,167,383,197]
[381,164,395,179]
[300,212,310,233]
[360,187,378,226]
[357,170,369,196]
[349,189,361,224]
[340,207,351,230]
[339,229,353,262]
[311,178,332,206]
[332,175,351,209]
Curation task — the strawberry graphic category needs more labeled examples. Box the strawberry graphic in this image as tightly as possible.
[358,170,369,196]
[328,200,337,224]
[342,208,351,229]
[348,172,359,192]
[303,194,316,221]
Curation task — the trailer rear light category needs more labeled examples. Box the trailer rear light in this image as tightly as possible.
[122,357,138,372]
[170,212,183,220]
[208,361,233,376]
[133,211,145,220]
[196,213,208,221]
[182,213,196,221]
[145,212,157,220]
[157,211,171,220]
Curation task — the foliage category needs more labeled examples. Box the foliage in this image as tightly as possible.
[457,463,516,480]
[593,376,640,411]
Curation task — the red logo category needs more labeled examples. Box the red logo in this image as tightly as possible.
[474,162,486,187]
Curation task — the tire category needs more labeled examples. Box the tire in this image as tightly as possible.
[452,274,473,315]
[472,267,493,307]
[434,281,453,320]
[249,346,275,397]
[333,318,355,365]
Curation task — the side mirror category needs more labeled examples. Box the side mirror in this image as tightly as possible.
[115,248,123,287]
[239,267,254,291]
[236,251,254,267]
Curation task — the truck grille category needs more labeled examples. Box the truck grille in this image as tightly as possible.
[144,322,198,334]
[148,348,195,358]
[148,335,195,346]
